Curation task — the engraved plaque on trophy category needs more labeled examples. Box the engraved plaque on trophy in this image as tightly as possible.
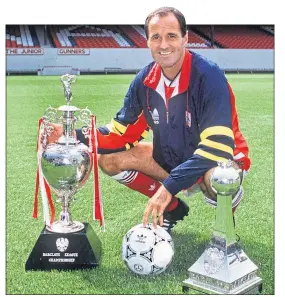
[182,160,263,294]
[26,74,102,271]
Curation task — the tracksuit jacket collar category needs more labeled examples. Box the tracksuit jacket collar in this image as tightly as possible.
[143,49,192,95]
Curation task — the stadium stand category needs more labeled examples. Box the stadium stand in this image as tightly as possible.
[6,24,274,76]
[193,25,274,49]
[6,25,274,49]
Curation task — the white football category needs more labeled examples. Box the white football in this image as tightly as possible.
[122,223,174,275]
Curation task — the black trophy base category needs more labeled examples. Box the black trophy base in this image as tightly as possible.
[25,223,102,271]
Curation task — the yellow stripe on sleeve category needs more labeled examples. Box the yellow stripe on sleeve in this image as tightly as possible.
[199,139,233,156]
[105,123,121,135]
[200,126,234,141]
[194,149,229,163]
[141,130,149,139]
[112,119,127,134]
[125,143,131,150]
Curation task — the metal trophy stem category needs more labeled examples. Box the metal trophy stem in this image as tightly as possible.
[182,160,263,294]
[46,196,85,233]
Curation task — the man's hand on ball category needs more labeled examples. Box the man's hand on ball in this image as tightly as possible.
[143,185,172,228]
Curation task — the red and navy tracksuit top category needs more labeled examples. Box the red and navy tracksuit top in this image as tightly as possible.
[92,50,250,196]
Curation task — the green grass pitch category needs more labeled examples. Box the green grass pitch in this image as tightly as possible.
[6,74,274,294]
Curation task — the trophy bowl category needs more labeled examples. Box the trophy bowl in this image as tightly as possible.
[41,142,92,233]
[41,143,92,199]
[210,160,241,196]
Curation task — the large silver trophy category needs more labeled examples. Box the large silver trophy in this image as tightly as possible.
[41,74,92,233]
[182,160,263,294]
[26,74,102,270]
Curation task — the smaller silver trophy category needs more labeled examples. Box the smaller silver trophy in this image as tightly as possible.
[26,74,102,271]
[182,160,263,294]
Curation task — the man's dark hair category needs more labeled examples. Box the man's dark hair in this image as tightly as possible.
[144,7,187,40]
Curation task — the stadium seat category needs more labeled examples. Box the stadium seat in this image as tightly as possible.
[118,25,147,48]
[6,25,39,48]
[187,30,210,48]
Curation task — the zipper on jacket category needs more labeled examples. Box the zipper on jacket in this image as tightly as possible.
[166,101,169,124]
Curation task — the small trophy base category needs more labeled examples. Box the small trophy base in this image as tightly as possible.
[25,223,101,271]
[182,249,263,295]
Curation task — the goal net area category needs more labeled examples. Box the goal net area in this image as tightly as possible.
[38,66,80,76]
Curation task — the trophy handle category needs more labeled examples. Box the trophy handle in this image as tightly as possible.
[78,107,92,139]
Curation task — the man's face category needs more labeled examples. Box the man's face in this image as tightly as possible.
[147,13,188,71]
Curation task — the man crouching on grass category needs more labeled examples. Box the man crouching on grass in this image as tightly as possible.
[48,7,251,234]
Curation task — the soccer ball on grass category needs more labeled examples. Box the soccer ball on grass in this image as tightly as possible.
[122,223,174,275]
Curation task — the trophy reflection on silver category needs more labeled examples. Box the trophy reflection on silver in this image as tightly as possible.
[26,74,103,270]
[182,160,263,294]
